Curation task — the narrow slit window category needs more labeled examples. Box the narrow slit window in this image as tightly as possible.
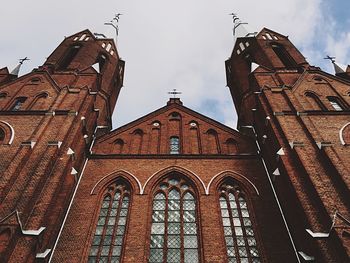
[170,137,180,154]
[219,183,261,263]
[88,182,130,263]
[149,176,201,263]
[271,43,297,69]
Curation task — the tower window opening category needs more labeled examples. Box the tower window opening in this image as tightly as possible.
[10,97,27,111]
[271,43,297,69]
[327,96,345,111]
[305,92,327,111]
[170,137,180,154]
[97,54,107,72]
[58,45,81,70]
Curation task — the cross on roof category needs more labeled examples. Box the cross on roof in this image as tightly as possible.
[168,89,182,98]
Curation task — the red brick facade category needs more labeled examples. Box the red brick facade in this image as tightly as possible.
[0,27,349,263]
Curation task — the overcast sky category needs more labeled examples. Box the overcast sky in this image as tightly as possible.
[1,0,350,129]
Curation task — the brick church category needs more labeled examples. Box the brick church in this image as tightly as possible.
[0,25,349,263]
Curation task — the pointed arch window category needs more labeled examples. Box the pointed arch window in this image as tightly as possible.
[88,182,130,263]
[58,45,81,70]
[149,176,201,263]
[327,96,346,111]
[271,43,297,69]
[170,136,180,154]
[219,183,261,263]
[305,92,327,111]
[10,97,27,111]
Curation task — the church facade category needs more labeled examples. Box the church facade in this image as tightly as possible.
[0,27,349,263]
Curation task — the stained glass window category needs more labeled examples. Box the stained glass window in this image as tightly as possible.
[88,182,130,263]
[149,176,200,263]
[170,137,180,154]
[219,183,261,263]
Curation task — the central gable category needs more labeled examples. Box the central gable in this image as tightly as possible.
[93,98,256,155]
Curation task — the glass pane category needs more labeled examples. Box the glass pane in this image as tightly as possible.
[92,236,101,245]
[120,208,128,216]
[118,217,126,226]
[222,218,231,227]
[184,249,199,263]
[237,237,245,246]
[89,246,99,256]
[183,200,195,210]
[168,178,180,185]
[108,217,116,225]
[100,208,109,216]
[88,257,97,263]
[219,197,227,208]
[167,235,181,248]
[228,193,235,201]
[149,249,163,262]
[151,223,165,234]
[245,227,255,236]
[116,225,125,235]
[225,236,234,246]
[168,223,181,234]
[97,216,106,225]
[233,218,241,226]
[153,200,166,210]
[114,192,121,200]
[154,193,166,200]
[168,211,180,222]
[183,192,194,200]
[102,200,110,208]
[114,235,123,245]
[183,210,196,222]
[250,247,259,257]
[181,184,189,190]
[184,235,198,248]
[238,246,247,257]
[122,199,129,208]
[111,256,120,263]
[95,226,104,235]
[227,246,236,257]
[152,211,165,222]
[168,200,180,210]
[103,235,112,245]
[221,209,229,218]
[168,189,180,199]
[150,235,164,248]
[241,209,249,217]
[243,218,251,226]
[106,226,114,235]
[247,237,257,246]
[224,226,232,236]
[184,223,197,235]
[100,257,108,263]
[235,227,243,236]
[101,245,110,256]
[167,249,181,262]
[112,245,121,256]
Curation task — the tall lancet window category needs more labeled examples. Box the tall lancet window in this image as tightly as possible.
[219,183,261,263]
[88,182,130,263]
[149,176,201,263]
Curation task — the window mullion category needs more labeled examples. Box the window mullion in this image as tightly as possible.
[163,193,169,263]
[180,193,184,263]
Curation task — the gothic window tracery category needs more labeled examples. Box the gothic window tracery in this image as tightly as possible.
[219,182,261,263]
[149,176,201,263]
[88,181,130,263]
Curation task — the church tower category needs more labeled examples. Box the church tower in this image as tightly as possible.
[0,30,124,262]
[226,27,350,262]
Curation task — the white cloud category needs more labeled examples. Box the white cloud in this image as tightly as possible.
[0,0,349,129]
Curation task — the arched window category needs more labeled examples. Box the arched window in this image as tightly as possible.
[29,93,48,110]
[170,136,180,154]
[226,138,238,154]
[149,176,201,263]
[0,93,6,100]
[0,128,5,143]
[219,182,261,263]
[96,54,108,73]
[271,43,297,69]
[113,139,124,154]
[327,96,346,111]
[10,97,27,111]
[88,182,130,263]
[58,45,81,70]
[305,92,327,111]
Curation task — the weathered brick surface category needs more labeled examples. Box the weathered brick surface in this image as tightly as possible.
[0,29,123,262]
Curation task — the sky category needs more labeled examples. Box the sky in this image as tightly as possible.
[1,0,350,129]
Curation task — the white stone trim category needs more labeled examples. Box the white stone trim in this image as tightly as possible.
[90,169,142,195]
[207,170,260,196]
[0,120,15,144]
[339,122,350,145]
[143,166,206,195]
